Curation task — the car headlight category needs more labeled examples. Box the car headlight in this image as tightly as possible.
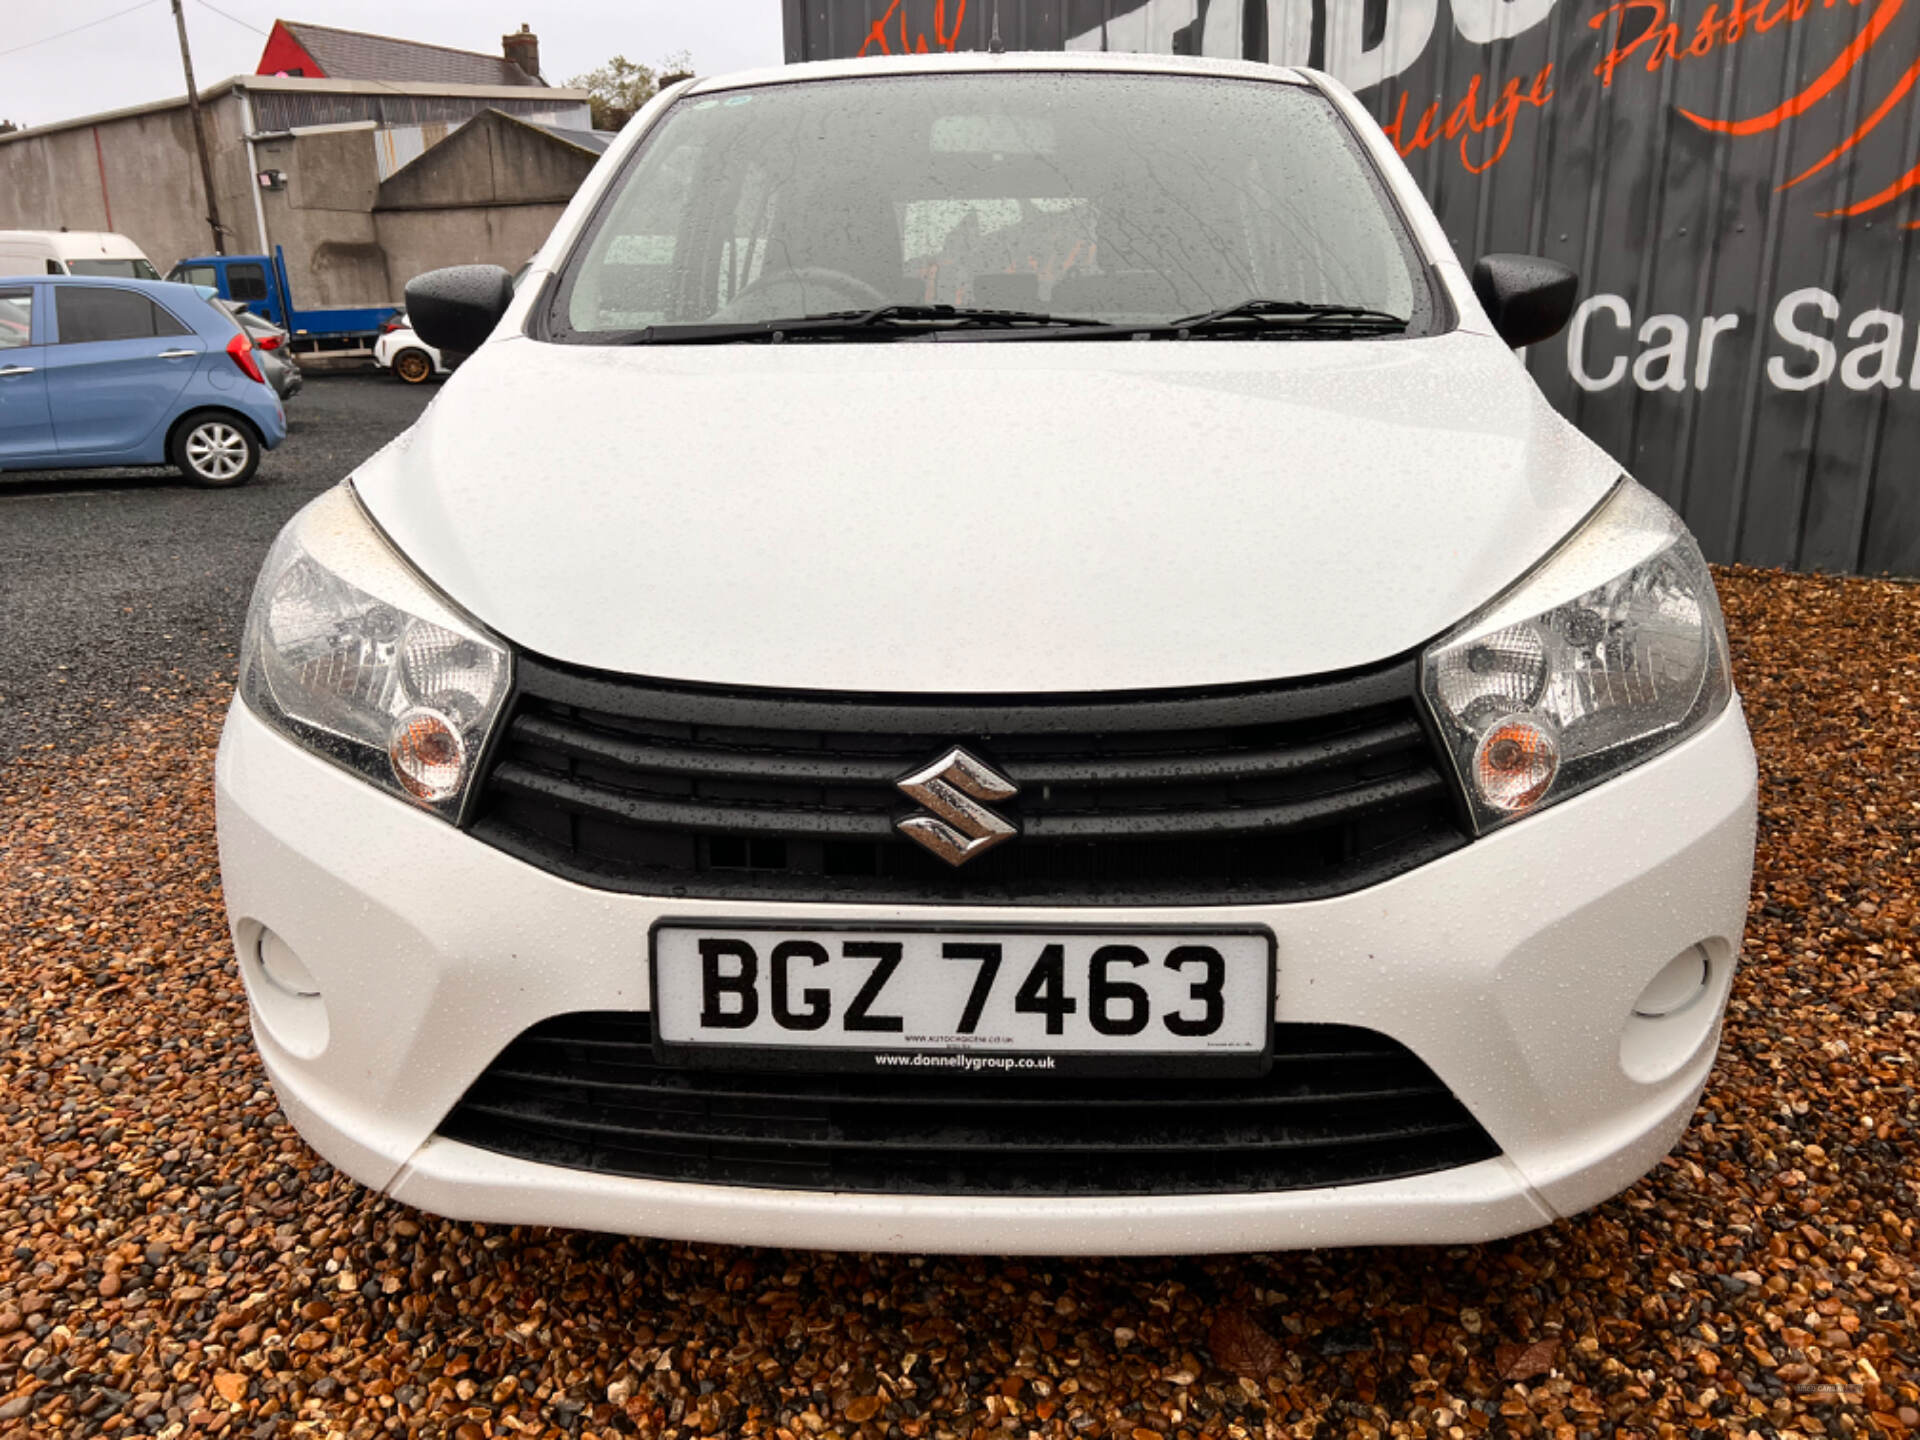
[238,483,510,819]
[1420,479,1733,833]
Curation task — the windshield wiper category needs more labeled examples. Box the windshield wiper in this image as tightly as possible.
[620,303,1107,344]
[1166,299,1410,336]
[609,299,1408,344]
[828,303,1108,330]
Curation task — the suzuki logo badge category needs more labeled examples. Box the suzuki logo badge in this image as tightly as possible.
[895,747,1019,866]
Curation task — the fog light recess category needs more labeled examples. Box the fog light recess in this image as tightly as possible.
[242,924,329,1059]
[259,930,321,997]
[1633,944,1711,1018]
[1620,942,1726,1084]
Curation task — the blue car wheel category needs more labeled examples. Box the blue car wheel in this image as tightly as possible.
[170,411,261,488]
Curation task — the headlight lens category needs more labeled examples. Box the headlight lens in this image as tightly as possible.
[1421,480,1733,832]
[239,484,510,819]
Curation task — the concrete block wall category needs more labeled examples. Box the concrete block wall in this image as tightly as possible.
[1,92,587,309]
[0,92,259,275]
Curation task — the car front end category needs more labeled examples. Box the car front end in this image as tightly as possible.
[214,53,1756,1255]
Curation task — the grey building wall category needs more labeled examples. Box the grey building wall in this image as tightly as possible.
[374,203,567,291]
[784,0,1920,575]
[0,84,593,311]
[0,90,258,274]
[248,127,393,307]
[369,109,597,292]
[375,109,598,209]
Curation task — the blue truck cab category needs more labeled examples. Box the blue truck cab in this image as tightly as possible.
[165,246,395,356]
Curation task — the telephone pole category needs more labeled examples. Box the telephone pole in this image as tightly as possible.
[172,0,226,254]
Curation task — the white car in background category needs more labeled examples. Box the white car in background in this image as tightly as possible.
[372,311,445,384]
[217,52,1758,1256]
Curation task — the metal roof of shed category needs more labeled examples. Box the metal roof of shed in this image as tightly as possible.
[522,121,619,155]
[0,76,589,146]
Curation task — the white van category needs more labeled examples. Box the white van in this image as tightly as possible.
[0,230,160,280]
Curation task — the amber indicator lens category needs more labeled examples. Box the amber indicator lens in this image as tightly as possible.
[389,708,467,801]
[1472,716,1559,813]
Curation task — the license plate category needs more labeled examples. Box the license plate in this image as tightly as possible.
[650,923,1275,1076]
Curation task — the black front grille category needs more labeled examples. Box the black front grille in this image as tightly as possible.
[438,1012,1500,1196]
[469,655,1468,903]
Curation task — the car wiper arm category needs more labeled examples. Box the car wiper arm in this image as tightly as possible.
[819,302,1109,330]
[619,303,1108,344]
[612,300,1407,344]
[1168,299,1411,334]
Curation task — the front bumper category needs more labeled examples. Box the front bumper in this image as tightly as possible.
[215,696,1757,1255]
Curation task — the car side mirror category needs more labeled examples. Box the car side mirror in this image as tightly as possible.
[1471,254,1579,350]
[404,264,516,354]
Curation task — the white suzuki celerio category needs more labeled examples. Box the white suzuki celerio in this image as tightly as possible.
[215,51,1758,1255]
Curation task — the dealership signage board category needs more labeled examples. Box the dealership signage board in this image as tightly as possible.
[784,0,1920,573]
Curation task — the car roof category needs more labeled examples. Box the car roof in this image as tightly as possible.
[26,274,206,294]
[683,48,1310,97]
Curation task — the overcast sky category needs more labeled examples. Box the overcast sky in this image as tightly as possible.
[0,0,786,130]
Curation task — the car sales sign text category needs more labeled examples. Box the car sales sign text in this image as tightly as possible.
[1566,287,1920,394]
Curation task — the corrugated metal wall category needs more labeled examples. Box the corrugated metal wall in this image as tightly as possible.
[784,0,1920,573]
[372,123,451,182]
[251,90,592,135]
[253,91,596,183]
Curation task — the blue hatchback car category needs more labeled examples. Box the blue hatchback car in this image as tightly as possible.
[0,275,286,486]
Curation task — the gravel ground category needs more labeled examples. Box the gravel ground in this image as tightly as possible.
[2,466,1919,1433]
[0,375,432,763]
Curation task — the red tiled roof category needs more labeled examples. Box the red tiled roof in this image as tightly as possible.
[263,19,544,88]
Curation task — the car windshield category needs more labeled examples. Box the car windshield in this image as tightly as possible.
[552,72,1433,340]
[68,258,162,281]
